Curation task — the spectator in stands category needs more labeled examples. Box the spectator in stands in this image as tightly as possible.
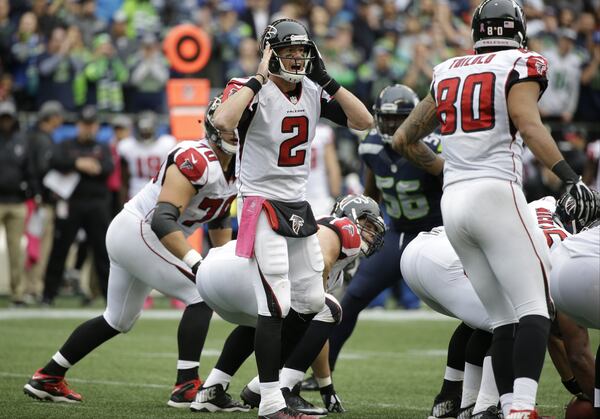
[127,32,168,112]
[0,72,14,103]
[323,0,353,27]
[308,5,330,41]
[30,0,64,40]
[107,114,131,216]
[401,39,435,99]
[226,37,260,81]
[539,28,582,126]
[75,0,107,49]
[42,105,113,306]
[213,3,253,83]
[36,26,84,111]
[83,34,128,112]
[121,0,160,39]
[10,12,43,110]
[351,0,379,60]
[239,0,271,40]
[322,23,361,90]
[0,101,36,307]
[110,10,137,64]
[0,0,15,72]
[576,31,600,123]
[67,25,92,109]
[356,44,402,108]
[25,101,64,303]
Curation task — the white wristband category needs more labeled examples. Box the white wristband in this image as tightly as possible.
[182,249,202,268]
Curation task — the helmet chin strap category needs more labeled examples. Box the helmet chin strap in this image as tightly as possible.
[218,140,237,155]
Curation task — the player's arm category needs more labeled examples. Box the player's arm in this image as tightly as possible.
[329,87,373,130]
[212,46,272,132]
[317,225,341,288]
[207,214,233,247]
[150,165,201,272]
[509,81,597,222]
[324,141,342,198]
[555,312,595,399]
[391,94,444,176]
[363,166,381,203]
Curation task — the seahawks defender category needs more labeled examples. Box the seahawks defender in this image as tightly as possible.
[327,85,443,376]
[24,97,237,408]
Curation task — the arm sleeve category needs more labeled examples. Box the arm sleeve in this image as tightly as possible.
[506,52,549,98]
[320,97,348,127]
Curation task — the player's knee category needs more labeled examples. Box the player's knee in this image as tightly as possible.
[515,300,549,320]
[102,311,138,333]
[256,275,291,318]
[255,236,288,276]
[293,283,325,314]
[314,294,343,324]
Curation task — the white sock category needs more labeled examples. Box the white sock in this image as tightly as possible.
[473,356,499,414]
[258,381,285,415]
[595,387,600,408]
[279,368,305,390]
[444,366,464,382]
[53,352,73,369]
[316,376,332,388]
[500,393,513,417]
[511,377,538,411]
[203,368,231,389]
[461,362,482,408]
[177,360,199,370]
[247,376,260,393]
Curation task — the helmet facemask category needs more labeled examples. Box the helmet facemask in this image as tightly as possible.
[270,44,314,83]
[205,96,238,155]
[375,112,406,144]
[356,214,386,257]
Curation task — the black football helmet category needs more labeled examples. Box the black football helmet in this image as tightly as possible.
[471,0,526,54]
[373,84,419,144]
[333,194,386,257]
[259,18,315,83]
[204,95,237,155]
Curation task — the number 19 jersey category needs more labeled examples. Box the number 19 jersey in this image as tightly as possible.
[431,48,548,188]
[223,77,326,202]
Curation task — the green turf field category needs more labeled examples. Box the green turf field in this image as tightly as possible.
[0,303,595,419]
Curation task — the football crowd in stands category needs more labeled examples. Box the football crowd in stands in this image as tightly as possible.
[0,0,599,307]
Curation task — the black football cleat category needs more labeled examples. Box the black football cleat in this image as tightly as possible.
[320,388,345,413]
[471,405,503,418]
[240,385,261,409]
[456,403,474,419]
[300,375,319,392]
[190,383,250,412]
[428,393,461,418]
[282,387,327,416]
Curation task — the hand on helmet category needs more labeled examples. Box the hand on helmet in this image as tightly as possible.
[257,44,272,83]
[557,180,599,227]
[307,45,331,86]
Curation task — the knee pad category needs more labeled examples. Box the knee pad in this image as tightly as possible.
[291,274,325,314]
[254,225,289,277]
[313,294,343,324]
[255,271,291,318]
[102,310,140,333]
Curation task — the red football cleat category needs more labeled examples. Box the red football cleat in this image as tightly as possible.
[167,378,201,408]
[23,369,82,403]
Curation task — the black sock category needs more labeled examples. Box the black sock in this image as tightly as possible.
[255,315,283,383]
[319,383,335,396]
[177,366,199,384]
[491,323,516,396]
[439,322,474,396]
[42,315,120,376]
[215,326,256,376]
[176,301,212,384]
[285,320,333,373]
[513,315,550,382]
[280,310,314,367]
[465,329,493,368]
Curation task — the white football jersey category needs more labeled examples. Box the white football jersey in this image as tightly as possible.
[118,134,176,197]
[553,226,600,259]
[125,139,237,237]
[223,77,328,202]
[306,123,336,216]
[527,196,570,251]
[431,49,548,188]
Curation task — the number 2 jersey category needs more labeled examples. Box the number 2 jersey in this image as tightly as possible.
[124,139,237,237]
[431,48,548,188]
[223,77,346,202]
[359,131,443,233]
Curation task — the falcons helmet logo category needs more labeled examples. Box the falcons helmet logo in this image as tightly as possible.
[289,214,304,235]
[179,159,194,171]
[342,224,355,236]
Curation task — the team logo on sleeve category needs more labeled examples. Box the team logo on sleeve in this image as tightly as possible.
[526,56,548,77]
[289,214,305,235]
[342,224,355,236]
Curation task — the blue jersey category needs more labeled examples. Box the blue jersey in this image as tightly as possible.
[358,130,443,234]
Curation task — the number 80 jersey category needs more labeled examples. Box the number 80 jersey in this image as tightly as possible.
[431,48,548,188]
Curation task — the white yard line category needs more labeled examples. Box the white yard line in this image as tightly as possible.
[1,371,171,388]
[0,308,454,322]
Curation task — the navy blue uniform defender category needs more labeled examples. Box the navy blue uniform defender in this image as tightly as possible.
[328,84,443,371]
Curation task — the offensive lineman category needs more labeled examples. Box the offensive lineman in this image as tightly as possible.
[391,1,597,417]
[213,18,372,419]
[23,97,237,408]
[190,195,385,415]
